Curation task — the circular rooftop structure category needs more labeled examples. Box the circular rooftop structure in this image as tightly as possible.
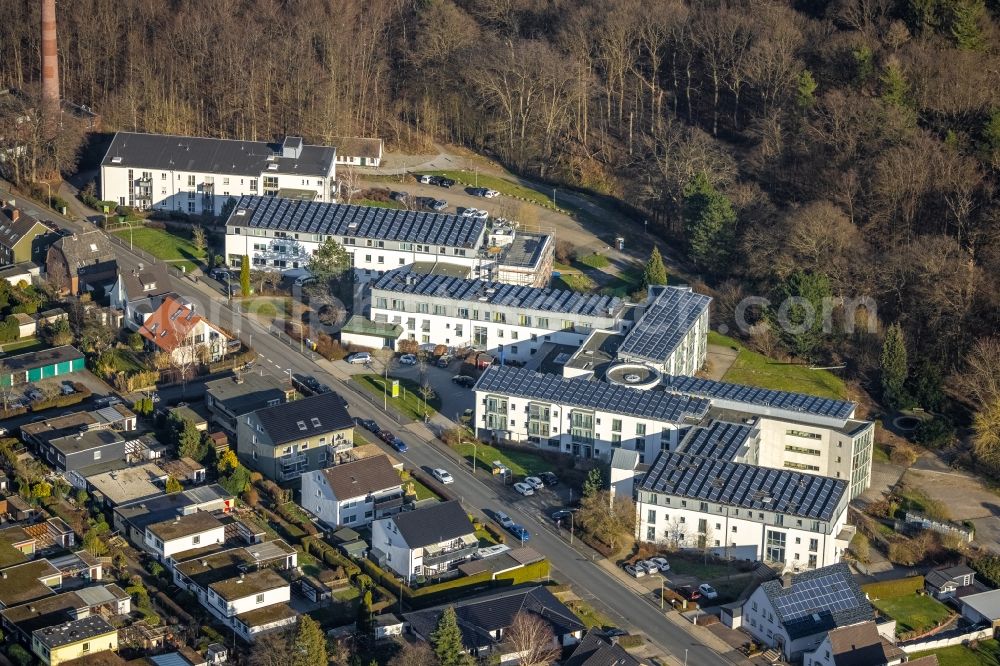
[606,362,661,390]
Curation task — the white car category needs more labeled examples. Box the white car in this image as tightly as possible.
[399,354,417,365]
[346,352,371,364]
[524,476,544,491]
[294,274,316,286]
[698,584,719,599]
[0,427,7,437]
[651,557,670,572]
[495,511,515,529]
[432,468,454,484]
[513,482,534,496]
[472,209,489,220]
[483,189,499,198]
[461,208,478,218]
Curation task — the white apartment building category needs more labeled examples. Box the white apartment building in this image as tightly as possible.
[736,563,877,661]
[370,501,478,583]
[368,269,627,360]
[473,365,711,462]
[172,547,295,640]
[100,133,337,215]
[616,286,711,377]
[635,450,853,571]
[300,455,405,529]
[664,376,874,499]
[221,195,554,285]
[143,512,225,562]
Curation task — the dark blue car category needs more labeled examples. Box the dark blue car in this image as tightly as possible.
[507,524,530,542]
[391,437,409,453]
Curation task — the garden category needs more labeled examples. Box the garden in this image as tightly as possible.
[912,639,1000,666]
[862,577,955,639]
[111,226,207,274]
[352,373,441,421]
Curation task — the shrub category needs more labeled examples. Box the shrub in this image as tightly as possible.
[555,239,577,264]
[617,635,645,648]
[7,643,32,666]
[887,540,922,566]
[890,444,918,466]
[914,417,955,448]
[31,383,92,411]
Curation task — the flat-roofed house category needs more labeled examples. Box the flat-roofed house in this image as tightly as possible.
[31,615,118,666]
[144,512,226,562]
[204,374,292,434]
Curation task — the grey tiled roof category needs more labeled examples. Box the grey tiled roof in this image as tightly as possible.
[227,195,486,248]
[474,365,710,424]
[390,500,473,549]
[373,269,624,318]
[252,392,353,446]
[639,450,846,520]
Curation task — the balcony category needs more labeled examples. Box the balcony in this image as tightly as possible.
[372,492,405,514]
[422,542,479,567]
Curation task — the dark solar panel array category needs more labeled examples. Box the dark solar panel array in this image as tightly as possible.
[618,288,711,362]
[373,270,624,318]
[664,375,856,420]
[678,420,755,461]
[231,195,486,248]
[638,450,846,520]
[475,366,710,423]
[772,572,860,621]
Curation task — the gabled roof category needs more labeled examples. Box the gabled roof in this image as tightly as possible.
[0,207,48,249]
[117,262,172,301]
[474,365,710,424]
[826,621,904,666]
[403,585,585,652]
[925,564,976,590]
[51,231,116,270]
[251,392,353,446]
[320,455,402,501]
[139,295,227,353]
[389,500,473,549]
[759,563,873,640]
[101,132,336,177]
[618,286,711,363]
[564,629,645,666]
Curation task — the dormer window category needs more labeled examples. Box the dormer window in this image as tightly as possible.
[311,417,321,427]
[297,421,307,431]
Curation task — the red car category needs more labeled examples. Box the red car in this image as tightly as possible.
[676,586,702,601]
[378,430,395,444]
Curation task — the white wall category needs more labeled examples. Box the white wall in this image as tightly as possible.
[145,524,225,561]
[371,517,416,580]
[223,585,290,618]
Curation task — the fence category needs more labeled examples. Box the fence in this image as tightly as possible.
[900,626,993,653]
[898,511,975,543]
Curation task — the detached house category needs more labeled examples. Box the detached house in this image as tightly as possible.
[236,392,354,482]
[109,263,172,330]
[144,512,226,562]
[301,455,405,529]
[204,374,292,434]
[0,205,50,265]
[31,615,118,666]
[139,295,233,367]
[46,231,117,295]
[371,500,477,582]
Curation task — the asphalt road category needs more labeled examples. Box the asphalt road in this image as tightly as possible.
[1,183,729,666]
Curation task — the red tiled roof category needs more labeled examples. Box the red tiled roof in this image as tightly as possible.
[138,295,219,353]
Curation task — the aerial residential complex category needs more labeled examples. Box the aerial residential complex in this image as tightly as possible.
[222,195,554,286]
[100,132,338,215]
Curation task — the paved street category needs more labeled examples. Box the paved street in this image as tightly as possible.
[0,181,743,666]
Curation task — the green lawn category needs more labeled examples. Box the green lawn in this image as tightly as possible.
[602,266,644,297]
[897,485,951,522]
[873,442,891,463]
[408,476,439,501]
[242,297,291,324]
[868,592,953,635]
[0,337,45,354]
[106,348,144,374]
[353,374,441,421]
[668,557,739,581]
[912,640,1000,666]
[424,170,557,209]
[454,442,552,478]
[555,273,597,293]
[356,198,405,209]
[578,253,611,269]
[708,331,849,400]
[112,227,206,273]
[566,600,612,630]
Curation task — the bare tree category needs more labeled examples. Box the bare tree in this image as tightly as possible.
[387,639,437,666]
[505,612,561,666]
[666,518,689,550]
[952,337,1000,409]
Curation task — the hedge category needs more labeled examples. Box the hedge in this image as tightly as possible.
[31,383,91,411]
[862,576,925,599]
[301,536,361,577]
[483,522,506,544]
[617,635,644,649]
[411,468,455,501]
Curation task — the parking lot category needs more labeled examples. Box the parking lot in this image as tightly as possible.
[355,358,476,423]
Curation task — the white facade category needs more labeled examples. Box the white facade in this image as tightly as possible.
[802,625,902,666]
[173,566,291,635]
[144,522,225,562]
[636,497,850,571]
[300,469,403,529]
[370,518,477,582]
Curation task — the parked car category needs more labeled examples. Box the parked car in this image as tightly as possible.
[432,468,454,484]
[390,191,409,202]
[524,476,545,491]
[294,274,316,286]
[650,557,670,572]
[513,482,534,496]
[698,584,718,600]
[483,189,499,198]
[539,471,559,486]
[210,268,231,281]
[430,199,447,211]
[390,437,409,453]
[0,427,7,436]
[60,384,75,396]
[436,355,451,368]
[507,524,530,542]
[640,559,659,574]
[676,586,702,601]
[437,177,455,188]
[461,207,479,218]
[472,209,489,220]
[603,628,629,638]
[399,354,417,365]
[470,187,488,197]
[451,375,476,388]
[417,175,433,184]
[624,564,645,578]
[378,430,396,443]
[355,418,379,432]
[551,509,574,524]
[346,352,371,364]
[495,511,515,529]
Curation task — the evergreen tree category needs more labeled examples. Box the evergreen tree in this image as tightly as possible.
[357,589,375,641]
[171,414,208,461]
[852,46,874,85]
[907,359,944,411]
[430,607,474,666]
[240,256,251,297]
[308,237,352,282]
[774,270,832,361]
[583,467,603,498]
[165,476,182,493]
[796,70,817,109]
[682,172,737,274]
[982,108,1000,153]
[642,247,668,288]
[292,616,327,666]
[880,323,910,410]
[950,0,985,50]
[880,59,909,107]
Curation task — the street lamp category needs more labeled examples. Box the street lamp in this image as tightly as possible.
[570,511,574,545]
[45,182,51,209]
[472,441,478,474]
[644,219,648,235]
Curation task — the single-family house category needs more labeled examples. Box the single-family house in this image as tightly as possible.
[564,629,647,666]
[403,585,586,662]
[925,565,976,600]
[139,295,234,367]
[803,620,907,666]
[85,463,168,508]
[0,559,63,609]
[109,263,173,331]
[31,615,118,666]
[370,500,477,582]
[46,231,117,295]
[38,430,127,474]
[113,484,233,548]
[300,454,404,529]
[332,137,383,167]
[0,206,51,265]
[236,392,353,482]
[144,512,226,562]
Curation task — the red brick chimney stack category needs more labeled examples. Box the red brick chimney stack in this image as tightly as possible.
[41,0,60,119]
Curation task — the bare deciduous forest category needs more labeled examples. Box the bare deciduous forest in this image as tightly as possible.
[2,0,1000,414]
